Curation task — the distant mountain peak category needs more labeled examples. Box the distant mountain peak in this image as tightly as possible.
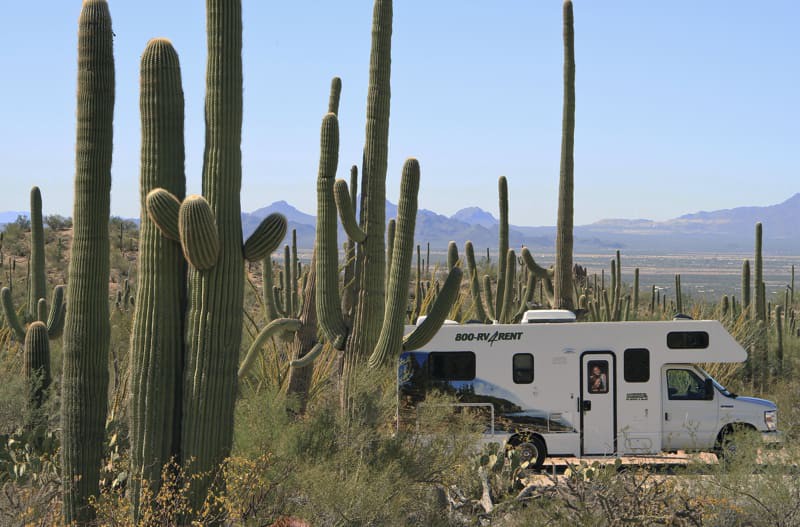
[451,206,498,228]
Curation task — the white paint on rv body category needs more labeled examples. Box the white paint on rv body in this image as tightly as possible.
[402,320,769,458]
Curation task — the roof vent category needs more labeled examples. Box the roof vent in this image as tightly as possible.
[521,309,576,323]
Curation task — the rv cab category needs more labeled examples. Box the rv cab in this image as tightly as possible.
[399,311,780,467]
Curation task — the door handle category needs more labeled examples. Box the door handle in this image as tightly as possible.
[582,400,592,412]
[664,412,669,421]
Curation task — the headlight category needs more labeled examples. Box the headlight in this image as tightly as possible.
[764,410,777,431]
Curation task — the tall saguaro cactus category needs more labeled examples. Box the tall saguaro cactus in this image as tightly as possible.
[61,0,114,523]
[29,187,46,316]
[315,0,461,410]
[753,222,765,321]
[553,0,576,310]
[139,0,288,515]
[129,38,187,521]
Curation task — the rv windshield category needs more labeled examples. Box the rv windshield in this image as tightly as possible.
[697,367,737,398]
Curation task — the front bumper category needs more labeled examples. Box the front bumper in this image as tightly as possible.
[761,430,784,445]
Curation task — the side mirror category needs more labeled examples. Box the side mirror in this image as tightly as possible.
[704,378,715,400]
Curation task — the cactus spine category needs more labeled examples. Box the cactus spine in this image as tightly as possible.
[553,0,576,310]
[61,1,114,523]
[129,38,186,521]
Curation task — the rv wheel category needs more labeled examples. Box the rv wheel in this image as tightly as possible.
[516,437,546,470]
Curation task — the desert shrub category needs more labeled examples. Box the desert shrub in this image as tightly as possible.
[231,367,481,526]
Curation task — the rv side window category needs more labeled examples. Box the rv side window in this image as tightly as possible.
[624,348,650,382]
[667,331,709,349]
[512,353,534,384]
[429,352,475,381]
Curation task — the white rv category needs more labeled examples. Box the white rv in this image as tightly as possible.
[398,311,781,468]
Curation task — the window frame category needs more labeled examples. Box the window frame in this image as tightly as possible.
[623,348,650,383]
[512,353,534,384]
[428,351,476,382]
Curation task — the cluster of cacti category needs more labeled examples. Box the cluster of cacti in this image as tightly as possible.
[60,1,115,522]
[463,178,546,324]
[581,251,637,322]
[1,187,66,344]
[129,0,292,516]
[553,0,576,310]
[314,0,462,412]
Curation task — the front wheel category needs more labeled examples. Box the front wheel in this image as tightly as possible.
[516,436,547,470]
[716,424,759,465]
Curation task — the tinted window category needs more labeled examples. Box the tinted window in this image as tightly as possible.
[667,331,709,349]
[666,369,707,400]
[624,348,650,382]
[429,352,475,381]
[512,353,534,384]
[587,360,609,394]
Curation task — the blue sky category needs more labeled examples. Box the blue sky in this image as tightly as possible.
[0,1,797,226]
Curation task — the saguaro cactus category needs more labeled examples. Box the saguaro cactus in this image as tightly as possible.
[553,0,576,310]
[315,0,461,411]
[61,0,114,523]
[140,1,289,515]
[753,223,765,321]
[129,38,187,521]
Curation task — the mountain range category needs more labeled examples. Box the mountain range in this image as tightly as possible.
[242,193,800,255]
[5,194,799,255]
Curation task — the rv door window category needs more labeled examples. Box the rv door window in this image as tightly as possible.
[429,352,475,381]
[587,360,609,394]
[512,353,534,384]
[666,369,707,400]
[623,348,650,382]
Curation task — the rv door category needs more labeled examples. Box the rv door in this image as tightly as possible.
[580,352,616,456]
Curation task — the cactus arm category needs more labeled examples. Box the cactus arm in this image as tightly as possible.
[243,213,287,261]
[237,317,302,380]
[464,241,488,322]
[29,187,46,317]
[46,285,66,339]
[514,272,536,320]
[178,195,220,271]
[290,342,324,368]
[328,76,342,115]
[1,287,26,341]
[341,165,359,318]
[369,158,420,368]
[24,321,52,415]
[273,285,286,318]
[386,218,396,288]
[499,249,516,323]
[261,259,279,321]
[494,177,509,317]
[145,188,182,241]
[521,248,555,305]
[334,179,367,243]
[400,266,463,353]
[37,298,47,323]
[315,113,347,349]
[447,241,459,270]
[482,275,496,321]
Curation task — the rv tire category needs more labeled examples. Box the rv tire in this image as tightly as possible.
[516,436,546,470]
[716,424,758,465]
